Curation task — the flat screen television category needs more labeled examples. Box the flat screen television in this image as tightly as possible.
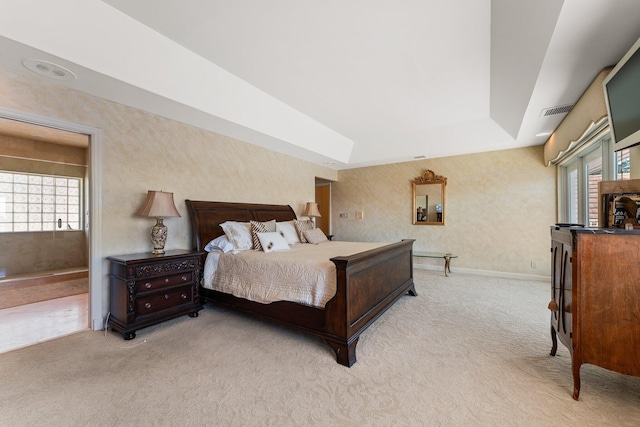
[603,36,640,152]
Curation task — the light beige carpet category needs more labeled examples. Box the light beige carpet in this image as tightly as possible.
[0,269,639,426]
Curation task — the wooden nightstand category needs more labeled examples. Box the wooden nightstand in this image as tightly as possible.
[107,249,204,340]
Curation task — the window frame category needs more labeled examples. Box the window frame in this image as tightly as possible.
[0,170,83,233]
[556,128,613,225]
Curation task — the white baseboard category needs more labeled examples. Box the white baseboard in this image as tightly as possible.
[413,263,548,282]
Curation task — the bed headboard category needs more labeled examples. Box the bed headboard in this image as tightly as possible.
[185,200,297,252]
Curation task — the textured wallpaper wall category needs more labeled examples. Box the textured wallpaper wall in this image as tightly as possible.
[0,68,336,319]
[333,147,556,277]
[0,69,336,257]
[0,66,555,325]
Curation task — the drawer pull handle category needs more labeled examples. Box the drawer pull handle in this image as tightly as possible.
[164,294,169,300]
[145,282,152,289]
[145,302,151,309]
[182,275,187,281]
[165,278,169,283]
[181,293,187,299]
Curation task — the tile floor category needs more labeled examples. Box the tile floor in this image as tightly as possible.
[0,293,89,354]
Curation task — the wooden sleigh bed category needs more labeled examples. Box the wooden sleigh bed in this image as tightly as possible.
[185,200,416,366]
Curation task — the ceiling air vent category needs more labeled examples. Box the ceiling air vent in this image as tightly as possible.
[22,59,77,81]
[540,104,574,117]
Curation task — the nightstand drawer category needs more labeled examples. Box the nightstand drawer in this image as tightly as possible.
[136,272,193,292]
[134,257,197,278]
[135,285,193,315]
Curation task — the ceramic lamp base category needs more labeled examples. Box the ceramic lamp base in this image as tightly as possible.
[150,218,168,254]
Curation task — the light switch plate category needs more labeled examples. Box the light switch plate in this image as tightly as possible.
[355,211,364,220]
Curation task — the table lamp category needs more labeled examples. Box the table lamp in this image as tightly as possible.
[136,190,181,254]
[303,202,321,224]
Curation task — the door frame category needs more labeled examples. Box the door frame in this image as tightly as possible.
[315,180,331,236]
[0,107,104,330]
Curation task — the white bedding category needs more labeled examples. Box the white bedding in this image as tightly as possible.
[203,241,388,308]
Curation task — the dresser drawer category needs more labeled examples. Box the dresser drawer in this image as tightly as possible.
[135,285,193,315]
[136,271,193,292]
[133,257,198,279]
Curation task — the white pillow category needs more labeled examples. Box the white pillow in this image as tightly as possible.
[303,228,329,244]
[276,220,301,245]
[257,232,290,253]
[220,221,253,251]
[204,235,235,253]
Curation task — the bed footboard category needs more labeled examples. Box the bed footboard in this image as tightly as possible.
[187,200,416,367]
[326,239,416,366]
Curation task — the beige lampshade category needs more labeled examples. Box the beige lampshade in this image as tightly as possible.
[136,191,181,218]
[303,202,321,218]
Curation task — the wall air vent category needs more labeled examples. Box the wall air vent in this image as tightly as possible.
[540,104,574,117]
[413,155,427,160]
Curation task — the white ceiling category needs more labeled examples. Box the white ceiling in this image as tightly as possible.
[0,1,639,169]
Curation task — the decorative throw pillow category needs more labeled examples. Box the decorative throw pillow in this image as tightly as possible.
[276,220,301,245]
[251,219,277,251]
[257,231,290,253]
[302,228,329,244]
[204,235,235,253]
[220,221,253,251]
[294,219,315,243]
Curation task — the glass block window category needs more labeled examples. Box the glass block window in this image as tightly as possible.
[0,171,82,233]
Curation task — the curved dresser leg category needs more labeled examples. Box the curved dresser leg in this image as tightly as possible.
[572,361,581,400]
[550,325,557,356]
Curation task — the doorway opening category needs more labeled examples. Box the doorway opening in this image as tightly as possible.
[0,111,101,353]
[315,178,332,237]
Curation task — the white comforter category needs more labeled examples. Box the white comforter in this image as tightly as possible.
[203,241,387,308]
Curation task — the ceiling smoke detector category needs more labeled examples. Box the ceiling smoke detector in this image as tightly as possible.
[22,59,77,81]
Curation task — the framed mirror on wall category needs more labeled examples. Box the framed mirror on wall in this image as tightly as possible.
[413,170,446,225]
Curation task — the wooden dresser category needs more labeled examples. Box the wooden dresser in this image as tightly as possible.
[549,226,640,400]
[108,249,204,340]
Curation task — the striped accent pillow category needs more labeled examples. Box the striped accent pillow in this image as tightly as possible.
[250,219,276,251]
[294,219,315,243]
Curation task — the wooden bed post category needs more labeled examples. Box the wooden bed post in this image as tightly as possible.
[324,262,356,366]
[326,239,416,367]
[326,338,359,367]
